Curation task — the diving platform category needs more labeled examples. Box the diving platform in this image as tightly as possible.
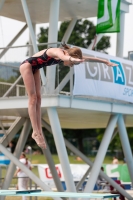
[0,0,133,200]
[0,94,133,129]
[0,189,120,199]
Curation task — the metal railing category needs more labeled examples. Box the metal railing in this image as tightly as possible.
[0,81,26,97]
[0,42,72,97]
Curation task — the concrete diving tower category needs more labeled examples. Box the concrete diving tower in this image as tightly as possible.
[0,0,133,200]
[0,86,133,200]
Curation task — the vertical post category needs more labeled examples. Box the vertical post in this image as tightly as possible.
[1,119,31,200]
[41,119,132,199]
[29,23,35,57]
[46,0,60,93]
[0,146,63,199]
[116,11,125,58]
[42,133,64,192]
[70,67,74,97]
[117,114,133,185]
[47,108,76,194]
[84,114,119,193]
[21,0,46,87]
[0,0,5,11]
[2,120,31,187]
[16,85,19,96]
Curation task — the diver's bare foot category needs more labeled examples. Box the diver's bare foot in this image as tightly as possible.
[32,132,47,149]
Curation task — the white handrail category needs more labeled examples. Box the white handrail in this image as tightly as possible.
[0,81,26,97]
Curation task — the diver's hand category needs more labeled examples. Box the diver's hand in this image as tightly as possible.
[105,61,118,67]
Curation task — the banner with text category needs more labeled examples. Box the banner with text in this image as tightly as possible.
[37,164,131,185]
[73,48,133,103]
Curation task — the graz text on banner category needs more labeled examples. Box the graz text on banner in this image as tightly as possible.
[73,48,133,103]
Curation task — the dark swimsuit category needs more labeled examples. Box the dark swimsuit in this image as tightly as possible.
[21,48,63,73]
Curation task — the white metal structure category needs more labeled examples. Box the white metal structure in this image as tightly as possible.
[0,0,133,200]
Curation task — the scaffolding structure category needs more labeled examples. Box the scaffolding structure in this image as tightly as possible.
[0,1,133,200]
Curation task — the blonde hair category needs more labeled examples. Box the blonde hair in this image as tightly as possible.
[61,42,83,59]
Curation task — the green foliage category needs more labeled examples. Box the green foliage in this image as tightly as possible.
[96,36,110,53]
[58,20,95,48]
[95,128,133,159]
[37,19,111,52]
[58,19,110,52]
[37,27,49,50]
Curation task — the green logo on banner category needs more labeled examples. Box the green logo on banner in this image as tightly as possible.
[103,164,131,183]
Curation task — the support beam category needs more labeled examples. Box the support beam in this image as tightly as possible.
[0,144,62,200]
[1,119,31,198]
[76,167,91,191]
[47,108,76,194]
[65,137,132,200]
[0,0,5,11]
[54,71,71,94]
[110,128,118,142]
[55,18,76,94]
[88,34,104,50]
[29,23,35,57]
[3,75,22,97]
[0,117,26,147]
[42,119,132,200]
[117,114,133,185]
[70,67,74,97]
[116,11,125,58]
[46,0,60,93]
[21,0,46,87]
[42,132,64,192]
[84,114,119,193]
[0,24,27,59]
[0,121,6,135]
[61,18,77,43]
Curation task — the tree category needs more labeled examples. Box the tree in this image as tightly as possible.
[58,19,110,52]
[37,19,110,52]
[37,27,49,51]
[96,128,133,159]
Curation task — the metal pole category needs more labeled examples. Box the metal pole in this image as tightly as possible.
[3,75,22,97]
[0,144,62,200]
[1,119,31,200]
[117,114,133,185]
[0,24,27,59]
[21,0,46,87]
[54,71,71,94]
[42,119,132,200]
[84,114,119,193]
[29,23,35,57]
[70,67,74,97]
[88,34,104,50]
[110,128,118,142]
[1,117,26,147]
[76,167,91,191]
[116,11,125,58]
[65,137,132,200]
[46,0,60,93]
[61,18,77,43]
[0,0,5,10]
[41,132,64,192]
[47,108,76,194]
